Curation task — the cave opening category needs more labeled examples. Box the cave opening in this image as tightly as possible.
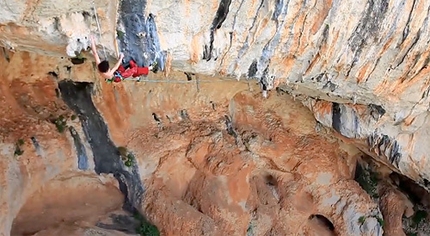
[390,172,430,234]
[11,174,124,236]
[308,214,335,232]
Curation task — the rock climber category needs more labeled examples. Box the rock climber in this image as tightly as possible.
[115,59,157,81]
[90,35,124,81]
[90,35,158,83]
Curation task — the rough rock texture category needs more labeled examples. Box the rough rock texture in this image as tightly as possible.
[0,0,118,57]
[136,90,383,236]
[0,51,389,235]
[1,0,430,192]
[2,0,430,235]
[379,183,410,236]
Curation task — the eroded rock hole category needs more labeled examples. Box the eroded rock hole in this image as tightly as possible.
[152,113,161,123]
[309,214,335,231]
[166,115,172,122]
[180,109,190,120]
[390,172,430,207]
[211,102,217,111]
[70,57,86,65]
[184,72,193,81]
[265,174,277,186]
[390,172,430,234]
[11,175,124,235]
[82,11,91,19]
[48,71,58,78]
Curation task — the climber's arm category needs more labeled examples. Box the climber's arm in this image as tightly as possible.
[100,54,124,79]
[90,35,101,65]
[111,53,124,72]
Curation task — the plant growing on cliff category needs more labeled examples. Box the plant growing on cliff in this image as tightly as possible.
[355,165,380,198]
[134,213,159,236]
[54,115,68,133]
[125,153,135,167]
[117,30,125,40]
[14,139,24,156]
[358,215,384,227]
[412,210,428,226]
[117,146,135,167]
[376,216,384,227]
[358,216,366,225]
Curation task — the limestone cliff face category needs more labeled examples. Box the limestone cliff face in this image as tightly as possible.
[0,0,118,57]
[1,0,430,190]
[0,51,388,236]
[1,0,430,235]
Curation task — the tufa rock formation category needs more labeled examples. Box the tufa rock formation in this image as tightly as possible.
[1,0,430,235]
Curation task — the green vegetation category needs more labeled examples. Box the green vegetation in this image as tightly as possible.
[17,139,24,146]
[125,153,134,167]
[355,166,380,198]
[246,223,255,236]
[134,213,159,236]
[357,215,384,227]
[376,216,384,227]
[412,210,428,226]
[117,146,135,167]
[50,114,77,133]
[54,115,68,133]
[117,30,125,40]
[358,216,366,225]
[404,209,430,236]
[14,139,24,156]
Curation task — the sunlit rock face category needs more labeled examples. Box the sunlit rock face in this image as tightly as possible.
[2,0,429,189]
[149,0,430,191]
[0,51,383,235]
[0,0,118,57]
[1,0,430,235]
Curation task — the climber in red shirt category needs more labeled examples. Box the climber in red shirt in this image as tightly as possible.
[90,35,158,83]
[90,35,124,81]
[109,59,157,82]
[118,60,151,79]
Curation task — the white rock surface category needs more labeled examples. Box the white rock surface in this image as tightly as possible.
[0,0,118,57]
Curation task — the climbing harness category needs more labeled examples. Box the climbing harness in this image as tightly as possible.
[92,1,108,59]
[114,71,123,79]
[105,71,124,83]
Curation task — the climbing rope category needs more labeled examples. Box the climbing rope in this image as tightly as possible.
[92,1,108,59]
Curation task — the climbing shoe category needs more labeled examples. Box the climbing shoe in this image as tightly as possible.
[150,61,159,73]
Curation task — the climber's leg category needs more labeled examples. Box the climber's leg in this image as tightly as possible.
[120,67,137,78]
[129,59,138,68]
[133,66,149,77]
